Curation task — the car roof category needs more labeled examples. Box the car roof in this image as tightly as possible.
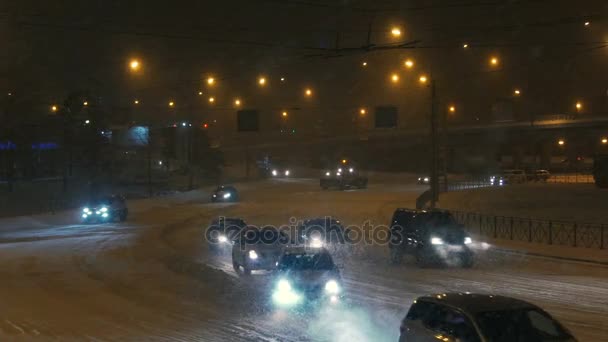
[418,293,537,314]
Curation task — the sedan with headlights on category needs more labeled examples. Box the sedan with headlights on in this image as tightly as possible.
[271,247,343,309]
[81,195,128,223]
[211,185,239,203]
[232,226,289,275]
[205,217,247,254]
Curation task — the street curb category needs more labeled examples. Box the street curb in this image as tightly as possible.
[492,247,608,267]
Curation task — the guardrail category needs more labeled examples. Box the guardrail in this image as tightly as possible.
[450,210,606,250]
[546,173,594,184]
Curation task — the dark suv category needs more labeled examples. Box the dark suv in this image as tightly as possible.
[389,209,474,267]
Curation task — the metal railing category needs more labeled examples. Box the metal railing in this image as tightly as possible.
[546,173,594,184]
[450,210,606,249]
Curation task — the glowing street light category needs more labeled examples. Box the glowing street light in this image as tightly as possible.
[449,105,456,113]
[83,101,88,106]
[51,105,58,112]
[602,138,608,144]
[463,43,469,49]
[129,59,140,71]
[305,88,313,97]
[282,111,288,118]
[168,101,175,108]
[404,59,414,69]
[359,108,367,115]
[134,99,139,105]
[208,96,215,103]
[391,27,402,37]
[558,139,565,146]
[575,101,582,111]
[362,61,368,67]
[419,75,428,84]
[198,91,203,96]
[234,98,241,107]
[280,77,285,82]
[391,73,400,83]
[258,77,267,86]
[207,77,215,86]
[514,89,521,96]
[490,57,499,67]
[584,21,590,26]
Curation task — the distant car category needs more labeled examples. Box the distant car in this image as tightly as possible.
[320,165,368,190]
[389,209,474,267]
[81,195,128,223]
[271,246,343,308]
[400,293,576,342]
[529,169,551,182]
[502,169,527,184]
[205,217,247,253]
[489,174,506,186]
[231,226,289,275]
[269,166,291,178]
[296,217,350,247]
[417,176,430,185]
[211,185,239,202]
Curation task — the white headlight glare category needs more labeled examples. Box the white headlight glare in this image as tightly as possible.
[464,237,472,245]
[83,207,89,213]
[431,237,444,245]
[82,214,88,219]
[248,250,258,260]
[424,177,429,182]
[325,280,340,294]
[100,207,108,212]
[325,171,331,176]
[349,168,354,173]
[101,213,108,218]
[336,172,341,176]
[272,170,278,176]
[310,237,323,248]
[285,170,290,176]
[218,235,228,243]
[337,168,342,173]
[278,279,291,292]
[223,193,231,199]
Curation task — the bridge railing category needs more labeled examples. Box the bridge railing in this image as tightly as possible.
[450,210,606,249]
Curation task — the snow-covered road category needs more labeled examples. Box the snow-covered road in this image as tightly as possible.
[0,178,607,341]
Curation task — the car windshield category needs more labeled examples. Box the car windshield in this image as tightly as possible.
[476,308,573,342]
[278,253,335,270]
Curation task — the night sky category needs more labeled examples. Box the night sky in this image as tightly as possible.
[2,0,607,135]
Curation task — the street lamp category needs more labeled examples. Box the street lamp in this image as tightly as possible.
[391,73,400,83]
[448,105,456,113]
[208,96,215,104]
[404,59,414,69]
[391,27,402,37]
[359,108,367,115]
[282,111,288,118]
[490,56,499,67]
[305,88,313,97]
[134,99,139,105]
[198,91,203,96]
[419,75,428,84]
[258,77,266,86]
[234,98,241,107]
[558,139,565,146]
[83,101,88,106]
[362,61,368,67]
[514,89,521,96]
[207,77,215,86]
[575,101,582,112]
[602,138,608,144]
[463,43,469,49]
[51,105,58,112]
[280,77,285,82]
[584,21,590,26]
[169,101,175,108]
[129,59,140,71]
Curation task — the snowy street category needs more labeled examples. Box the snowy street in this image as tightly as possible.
[1,178,607,341]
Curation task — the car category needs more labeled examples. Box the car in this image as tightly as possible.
[389,209,474,267]
[81,195,128,223]
[417,176,430,185]
[320,163,368,190]
[268,166,291,178]
[502,169,527,184]
[271,246,343,308]
[489,174,505,186]
[211,185,239,202]
[231,226,289,275]
[205,217,247,253]
[399,293,576,342]
[296,217,350,247]
[529,169,551,182]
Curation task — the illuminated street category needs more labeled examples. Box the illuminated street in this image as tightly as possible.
[1,178,607,341]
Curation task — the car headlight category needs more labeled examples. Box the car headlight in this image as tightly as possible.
[325,280,340,294]
[278,279,291,292]
[83,207,90,213]
[100,207,108,213]
[101,213,108,218]
[431,237,444,245]
[336,172,341,176]
[218,235,228,243]
[272,170,278,176]
[223,193,231,199]
[337,168,342,173]
[212,194,217,198]
[424,177,429,182]
[82,214,88,218]
[464,237,472,245]
[248,250,258,260]
[349,168,354,173]
[325,171,331,176]
[284,170,290,176]
[418,177,422,181]
[310,237,323,248]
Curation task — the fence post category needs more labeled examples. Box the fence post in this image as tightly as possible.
[528,219,532,242]
[510,217,514,240]
[548,221,553,245]
[573,223,577,247]
[494,216,498,238]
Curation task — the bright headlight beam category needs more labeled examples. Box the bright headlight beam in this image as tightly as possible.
[325,280,340,294]
[272,170,278,176]
[248,250,258,260]
[278,279,291,292]
[100,207,108,212]
[325,171,331,176]
[284,170,290,176]
[218,235,228,243]
[464,237,472,245]
[431,237,444,245]
[83,207,89,213]
[223,193,231,199]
